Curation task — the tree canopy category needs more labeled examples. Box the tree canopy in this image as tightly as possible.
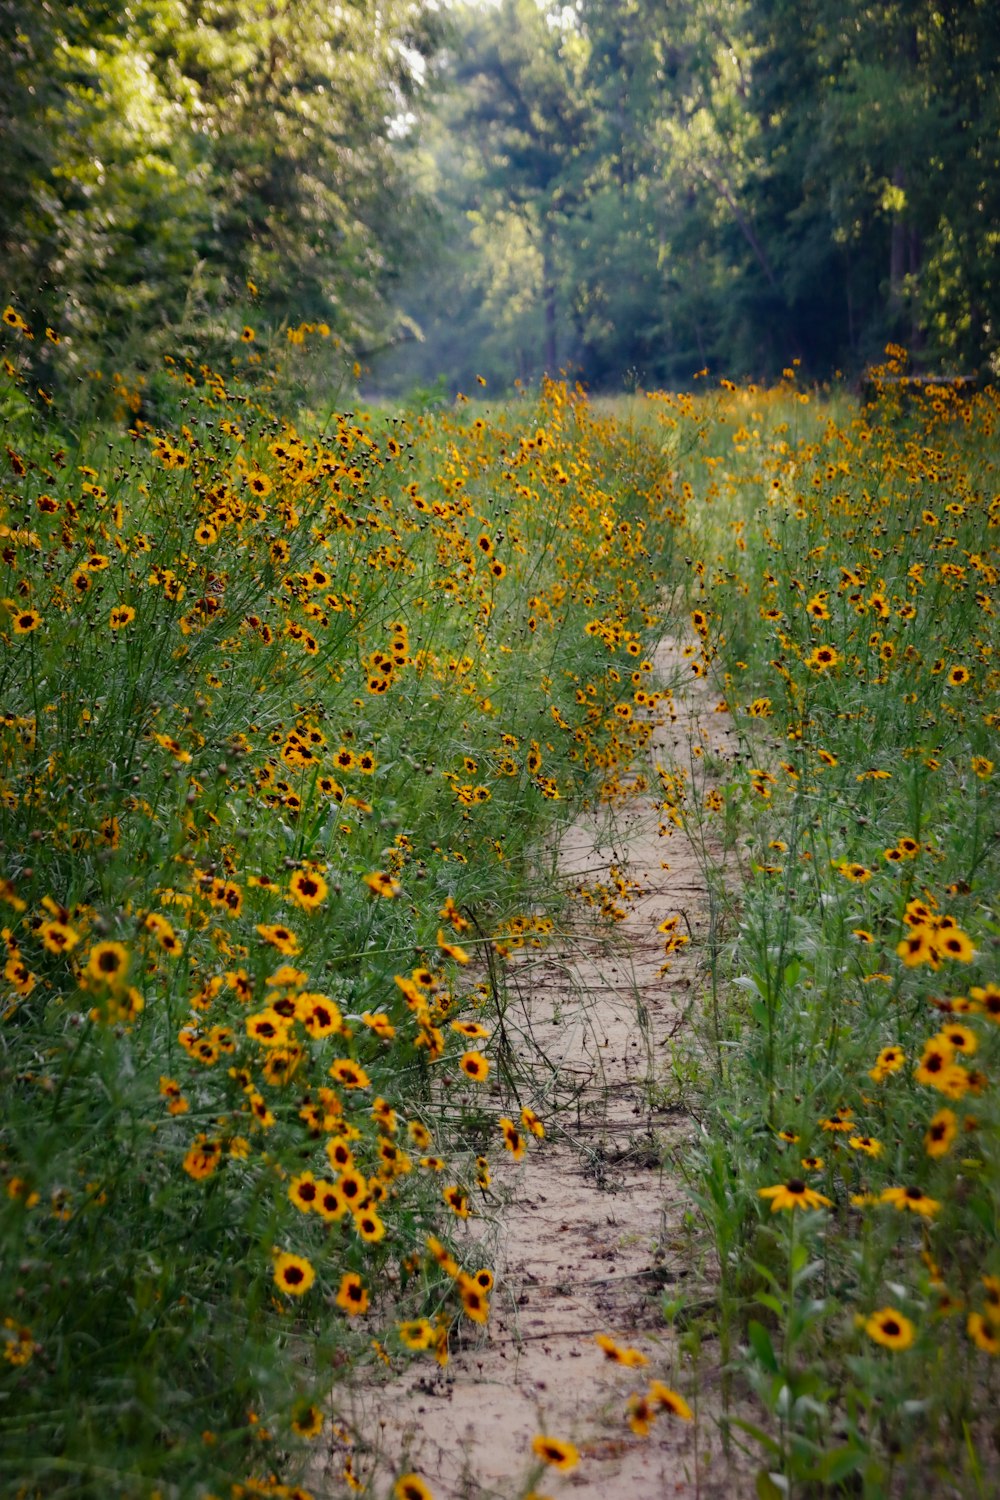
[2,0,997,392]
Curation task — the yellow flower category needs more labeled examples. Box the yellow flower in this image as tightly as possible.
[648,1380,693,1419]
[336,1272,368,1316]
[394,1477,433,1500]
[967,1313,1000,1354]
[459,1050,490,1082]
[288,869,328,910]
[85,941,129,987]
[291,1403,324,1438]
[273,1250,315,1296]
[865,1308,915,1350]
[759,1179,832,1212]
[879,1185,940,1218]
[869,1044,905,1081]
[924,1108,958,1158]
[531,1435,578,1471]
[398,1319,434,1350]
[594,1333,648,1368]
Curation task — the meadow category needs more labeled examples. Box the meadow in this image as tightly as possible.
[1,313,998,1499]
[0,313,681,1498]
[674,357,1000,1496]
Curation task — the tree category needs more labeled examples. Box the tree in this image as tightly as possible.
[0,0,441,382]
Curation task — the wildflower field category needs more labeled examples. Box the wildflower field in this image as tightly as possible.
[677,358,1000,1495]
[1,315,998,1499]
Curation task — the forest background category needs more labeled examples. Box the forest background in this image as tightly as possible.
[2,0,998,399]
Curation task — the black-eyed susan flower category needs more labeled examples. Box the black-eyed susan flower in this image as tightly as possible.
[499,1117,525,1160]
[183,1136,222,1180]
[870,1044,905,1081]
[879,1185,940,1218]
[291,1403,324,1438]
[971,983,1000,1023]
[459,1050,489,1082]
[85,941,129,987]
[394,1476,433,1500]
[11,609,42,634]
[329,1059,370,1089]
[865,1308,915,1350]
[443,1185,469,1219]
[298,993,343,1038]
[627,1392,655,1436]
[531,1435,578,1471]
[426,1233,459,1278]
[288,869,328,910]
[914,1036,954,1086]
[109,604,136,630]
[398,1319,434,1351]
[938,1022,977,1055]
[273,1250,316,1296]
[758,1179,833,1212]
[315,1181,347,1222]
[649,1380,693,1419]
[451,1019,489,1040]
[437,930,470,963]
[361,1011,395,1040]
[936,928,975,963]
[288,1172,320,1213]
[363,871,400,898]
[38,919,80,954]
[245,470,272,497]
[458,1274,490,1323]
[805,644,840,671]
[967,1313,1000,1354]
[897,926,940,968]
[255,923,300,955]
[595,1333,648,1368]
[335,1272,368,1316]
[925,1108,958,1157]
[354,1208,386,1243]
[246,1008,290,1047]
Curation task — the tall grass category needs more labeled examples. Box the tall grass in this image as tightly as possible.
[665,355,1000,1495]
[0,314,683,1497]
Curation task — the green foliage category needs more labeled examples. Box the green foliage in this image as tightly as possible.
[0,319,683,1493]
[375,0,1000,391]
[668,369,1000,1490]
[0,0,439,387]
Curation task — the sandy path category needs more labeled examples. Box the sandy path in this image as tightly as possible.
[311,635,744,1499]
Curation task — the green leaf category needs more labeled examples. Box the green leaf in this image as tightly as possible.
[748,1318,779,1372]
[818,1446,865,1484]
[730,1418,782,1458]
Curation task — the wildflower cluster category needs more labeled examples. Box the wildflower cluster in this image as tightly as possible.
[678,356,1000,1485]
[0,320,683,1493]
